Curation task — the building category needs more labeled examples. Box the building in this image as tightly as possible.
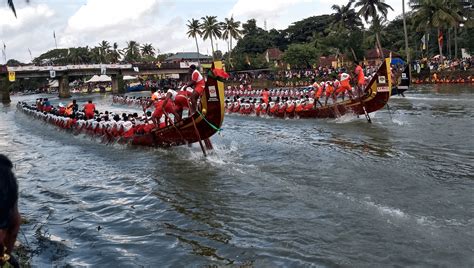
[164,52,212,64]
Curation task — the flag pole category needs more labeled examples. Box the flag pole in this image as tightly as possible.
[54,31,58,49]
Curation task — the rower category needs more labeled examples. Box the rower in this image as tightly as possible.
[336,72,354,101]
[186,64,206,115]
[311,79,323,108]
[161,88,184,121]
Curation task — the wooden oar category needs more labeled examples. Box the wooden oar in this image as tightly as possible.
[191,115,207,157]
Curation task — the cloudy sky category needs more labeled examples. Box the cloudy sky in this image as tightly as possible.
[0,0,408,63]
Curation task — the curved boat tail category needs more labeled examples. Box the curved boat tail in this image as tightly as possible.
[392,65,410,96]
[131,61,225,147]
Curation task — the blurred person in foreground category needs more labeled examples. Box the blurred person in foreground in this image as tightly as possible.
[0,154,21,268]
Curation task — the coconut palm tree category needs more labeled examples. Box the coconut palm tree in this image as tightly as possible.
[98,40,111,63]
[140,43,155,57]
[355,0,393,58]
[410,0,462,58]
[402,0,410,75]
[7,0,30,17]
[201,16,222,60]
[109,42,122,63]
[331,0,363,30]
[222,16,242,66]
[122,40,141,63]
[186,18,203,66]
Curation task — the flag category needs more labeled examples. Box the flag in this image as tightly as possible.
[421,34,426,50]
[438,30,443,48]
[2,42,6,62]
[53,31,56,39]
[245,55,251,65]
[265,50,269,63]
[212,68,230,79]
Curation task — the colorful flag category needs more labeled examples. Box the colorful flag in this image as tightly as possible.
[421,34,426,50]
[438,30,443,48]
[212,68,230,79]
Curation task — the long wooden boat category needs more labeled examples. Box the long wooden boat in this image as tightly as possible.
[131,62,225,147]
[17,62,225,149]
[226,58,392,119]
[391,65,410,97]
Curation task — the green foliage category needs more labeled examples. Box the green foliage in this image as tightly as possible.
[282,43,318,69]
[283,15,335,44]
[6,59,23,66]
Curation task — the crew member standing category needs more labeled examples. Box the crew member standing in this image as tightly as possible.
[187,64,206,114]
[353,61,365,97]
[261,88,270,105]
[83,100,96,120]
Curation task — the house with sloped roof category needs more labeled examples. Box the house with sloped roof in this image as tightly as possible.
[164,52,212,63]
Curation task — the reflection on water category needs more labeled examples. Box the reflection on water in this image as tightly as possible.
[1,84,473,266]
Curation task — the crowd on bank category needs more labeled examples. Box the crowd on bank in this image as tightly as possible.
[414,57,473,73]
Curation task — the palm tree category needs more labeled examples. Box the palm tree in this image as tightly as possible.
[140,43,155,57]
[98,40,111,63]
[122,40,141,63]
[222,16,242,66]
[109,42,121,63]
[410,0,462,58]
[355,0,393,58]
[402,0,410,75]
[331,0,363,30]
[186,18,203,67]
[201,16,222,60]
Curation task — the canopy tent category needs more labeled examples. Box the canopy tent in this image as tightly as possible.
[390,58,405,65]
[86,74,111,83]
[432,55,446,60]
[48,80,58,88]
[123,75,138,81]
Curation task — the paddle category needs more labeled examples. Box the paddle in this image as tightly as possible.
[191,116,207,157]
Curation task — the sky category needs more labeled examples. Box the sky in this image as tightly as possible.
[0,0,409,63]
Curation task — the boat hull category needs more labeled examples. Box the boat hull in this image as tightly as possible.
[226,58,392,119]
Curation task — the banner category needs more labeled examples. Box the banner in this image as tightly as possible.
[8,71,15,82]
[179,61,199,69]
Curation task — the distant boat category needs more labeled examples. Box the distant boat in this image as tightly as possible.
[225,58,392,120]
[391,65,410,97]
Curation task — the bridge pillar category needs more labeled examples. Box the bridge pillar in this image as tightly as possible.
[59,74,71,98]
[112,74,125,94]
[0,76,11,104]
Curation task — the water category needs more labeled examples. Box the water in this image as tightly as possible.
[1,84,473,267]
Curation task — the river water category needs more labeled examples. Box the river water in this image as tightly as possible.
[1,84,473,267]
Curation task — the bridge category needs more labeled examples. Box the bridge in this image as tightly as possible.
[0,63,192,103]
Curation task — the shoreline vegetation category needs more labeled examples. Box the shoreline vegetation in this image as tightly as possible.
[3,0,473,73]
